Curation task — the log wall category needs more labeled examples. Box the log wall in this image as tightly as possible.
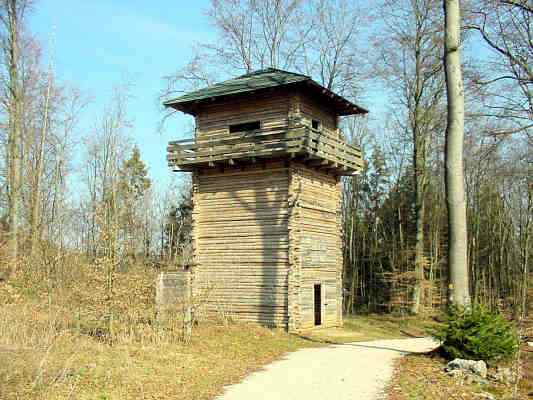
[288,163,343,330]
[196,91,291,140]
[192,160,290,327]
[299,93,339,137]
[195,90,340,140]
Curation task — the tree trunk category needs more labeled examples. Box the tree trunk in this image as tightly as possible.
[6,0,22,262]
[443,0,470,307]
[412,91,428,315]
[411,11,430,315]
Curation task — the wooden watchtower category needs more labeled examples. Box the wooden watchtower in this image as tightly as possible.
[165,68,366,332]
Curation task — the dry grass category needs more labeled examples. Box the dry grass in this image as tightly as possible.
[387,351,532,400]
[0,259,313,400]
[1,320,310,400]
[0,256,445,399]
[518,346,533,397]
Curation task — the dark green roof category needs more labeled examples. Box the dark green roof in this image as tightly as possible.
[164,68,367,116]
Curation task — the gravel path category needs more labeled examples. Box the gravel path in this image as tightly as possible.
[216,337,438,400]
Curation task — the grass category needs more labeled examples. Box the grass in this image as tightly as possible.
[301,313,439,344]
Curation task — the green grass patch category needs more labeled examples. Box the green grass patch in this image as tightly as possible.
[301,314,439,344]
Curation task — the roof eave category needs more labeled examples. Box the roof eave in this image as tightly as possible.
[302,80,368,116]
[163,77,369,117]
[163,80,307,115]
[164,100,200,116]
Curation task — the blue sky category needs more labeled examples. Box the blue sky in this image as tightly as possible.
[28,0,214,189]
[27,1,491,194]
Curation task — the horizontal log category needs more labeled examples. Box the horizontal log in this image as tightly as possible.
[196,201,289,211]
[201,306,289,314]
[198,163,288,177]
[195,261,290,267]
[198,243,290,250]
[201,299,287,306]
[198,229,288,238]
[197,238,289,246]
[198,177,289,190]
[197,258,289,265]
[197,214,289,224]
[198,189,289,201]
[195,278,288,285]
[199,287,289,293]
[198,217,288,227]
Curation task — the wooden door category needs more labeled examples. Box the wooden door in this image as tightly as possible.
[314,284,322,326]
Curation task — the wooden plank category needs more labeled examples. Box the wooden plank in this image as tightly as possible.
[288,163,343,330]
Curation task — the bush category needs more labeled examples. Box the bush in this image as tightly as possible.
[433,305,519,363]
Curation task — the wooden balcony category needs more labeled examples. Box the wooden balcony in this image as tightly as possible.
[167,125,364,175]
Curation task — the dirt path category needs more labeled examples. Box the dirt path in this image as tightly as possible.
[216,337,438,400]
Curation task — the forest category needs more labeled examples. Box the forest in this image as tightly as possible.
[0,0,531,398]
[0,0,530,314]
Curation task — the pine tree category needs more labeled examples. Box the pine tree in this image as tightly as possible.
[163,189,192,264]
[118,146,151,262]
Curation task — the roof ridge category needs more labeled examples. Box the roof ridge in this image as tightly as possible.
[235,67,310,80]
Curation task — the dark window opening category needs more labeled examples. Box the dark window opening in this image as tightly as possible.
[229,121,261,133]
[314,284,322,326]
[311,119,320,130]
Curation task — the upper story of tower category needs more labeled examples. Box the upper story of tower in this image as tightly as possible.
[165,68,367,175]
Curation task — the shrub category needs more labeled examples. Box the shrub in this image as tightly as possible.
[433,305,519,363]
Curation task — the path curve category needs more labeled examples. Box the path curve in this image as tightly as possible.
[216,337,438,400]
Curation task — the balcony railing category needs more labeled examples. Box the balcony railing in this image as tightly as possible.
[167,125,364,175]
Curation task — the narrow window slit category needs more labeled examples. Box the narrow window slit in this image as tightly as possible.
[229,121,261,133]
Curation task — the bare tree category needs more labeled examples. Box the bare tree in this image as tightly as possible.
[0,0,29,261]
[162,0,368,105]
[28,40,53,256]
[444,0,470,307]
[376,0,446,313]
[304,0,366,98]
[466,0,532,139]
[205,0,305,72]
[81,88,132,259]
